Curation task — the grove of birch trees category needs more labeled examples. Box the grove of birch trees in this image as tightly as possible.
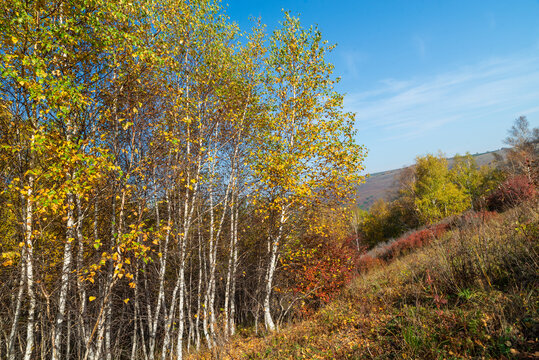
[0,1,365,359]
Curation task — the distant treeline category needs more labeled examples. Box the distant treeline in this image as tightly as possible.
[351,116,538,249]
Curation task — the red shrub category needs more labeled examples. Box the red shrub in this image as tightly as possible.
[357,254,384,272]
[456,210,499,228]
[378,223,450,262]
[282,237,356,313]
[487,175,536,211]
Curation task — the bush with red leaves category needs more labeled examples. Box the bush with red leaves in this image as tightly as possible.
[281,237,356,314]
[357,254,385,272]
[486,175,536,211]
[454,210,499,228]
[378,223,450,262]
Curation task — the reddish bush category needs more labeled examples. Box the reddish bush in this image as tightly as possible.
[378,223,450,262]
[282,238,356,313]
[487,175,536,211]
[357,254,384,272]
[455,210,499,228]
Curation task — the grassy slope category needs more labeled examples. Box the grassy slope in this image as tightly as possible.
[195,200,538,359]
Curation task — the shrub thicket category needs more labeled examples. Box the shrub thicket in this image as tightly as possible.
[487,174,536,211]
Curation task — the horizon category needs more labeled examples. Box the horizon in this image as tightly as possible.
[226,0,539,173]
[368,146,509,176]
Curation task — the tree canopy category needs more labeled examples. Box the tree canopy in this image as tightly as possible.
[0,2,365,359]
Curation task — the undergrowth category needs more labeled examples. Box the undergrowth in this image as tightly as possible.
[192,200,539,359]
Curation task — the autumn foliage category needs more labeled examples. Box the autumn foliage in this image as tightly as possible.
[380,223,449,261]
[282,236,356,314]
[0,2,367,359]
[487,175,537,211]
[215,199,539,360]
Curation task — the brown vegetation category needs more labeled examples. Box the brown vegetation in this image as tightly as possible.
[202,199,538,359]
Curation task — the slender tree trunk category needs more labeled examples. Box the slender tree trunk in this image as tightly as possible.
[172,155,201,359]
[66,310,72,358]
[23,134,36,360]
[195,215,203,351]
[174,256,186,360]
[205,182,216,347]
[264,208,287,332]
[229,201,240,336]
[40,311,46,360]
[7,254,26,360]
[130,260,139,360]
[187,271,194,353]
[224,195,236,338]
[84,277,116,360]
[77,195,89,346]
[263,234,278,332]
[52,190,75,360]
[23,212,36,360]
[205,153,234,346]
[160,268,180,360]
[148,186,172,359]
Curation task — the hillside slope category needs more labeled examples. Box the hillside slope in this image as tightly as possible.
[196,200,538,359]
[357,149,509,210]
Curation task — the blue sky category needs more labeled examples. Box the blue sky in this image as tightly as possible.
[225,0,539,173]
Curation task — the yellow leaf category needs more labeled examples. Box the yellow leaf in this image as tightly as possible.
[11,36,17,44]
[123,298,130,304]
[89,296,96,302]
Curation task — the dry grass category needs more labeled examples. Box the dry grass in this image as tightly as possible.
[192,200,539,359]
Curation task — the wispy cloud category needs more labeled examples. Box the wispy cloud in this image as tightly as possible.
[341,50,366,79]
[345,53,539,141]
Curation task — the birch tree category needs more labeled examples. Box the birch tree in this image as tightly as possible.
[253,12,365,331]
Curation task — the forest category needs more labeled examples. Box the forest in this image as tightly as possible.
[1,1,538,360]
[0,1,364,359]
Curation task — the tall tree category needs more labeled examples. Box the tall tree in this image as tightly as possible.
[504,116,539,184]
[253,12,365,331]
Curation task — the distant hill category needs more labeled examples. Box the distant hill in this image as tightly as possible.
[356,148,509,210]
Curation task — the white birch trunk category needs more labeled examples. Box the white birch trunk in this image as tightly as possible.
[76,196,90,354]
[223,195,236,338]
[51,190,75,360]
[23,135,36,360]
[148,187,172,359]
[66,311,71,358]
[174,151,201,359]
[174,258,186,360]
[264,208,287,332]
[229,200,240,336]
[160,265,180,359]
[186,271,194,353]
[195,216,203,351]
[263,235,278,332]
